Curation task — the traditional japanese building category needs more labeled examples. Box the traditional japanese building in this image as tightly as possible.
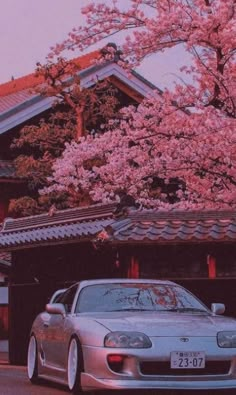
[0,46,159,225]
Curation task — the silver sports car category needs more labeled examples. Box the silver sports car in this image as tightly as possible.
[27,278,236,393]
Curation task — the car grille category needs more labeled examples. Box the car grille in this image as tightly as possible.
[140,361,231,376]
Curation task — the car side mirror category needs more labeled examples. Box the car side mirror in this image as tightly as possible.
[46,303,66,317]
[211,303,225,315]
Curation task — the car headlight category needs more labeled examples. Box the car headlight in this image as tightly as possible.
[217,331,236,348]
[104,331,152,348]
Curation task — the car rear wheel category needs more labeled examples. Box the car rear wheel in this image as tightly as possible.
[68,337,83,394]
[27,334,39,383]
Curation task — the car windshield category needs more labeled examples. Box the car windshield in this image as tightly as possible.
[75,283,208,313]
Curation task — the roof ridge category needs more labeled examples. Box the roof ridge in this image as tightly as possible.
[128,209,236,221]
[0,50,100,97]
[2,203,117,233]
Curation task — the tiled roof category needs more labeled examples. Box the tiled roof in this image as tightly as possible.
[0,203,117,249]
[0,51,100,115]
[0,90,36,114]
[0,205,236,250]
[0,49,161,136]
[0,160,17,179]
[107,209,236,244]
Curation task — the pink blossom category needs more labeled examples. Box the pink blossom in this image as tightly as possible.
[43,0,236,209]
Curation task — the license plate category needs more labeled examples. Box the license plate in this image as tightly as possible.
[171,351,205,369]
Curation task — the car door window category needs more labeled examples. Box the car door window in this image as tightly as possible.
[50,289,66,303]
[59,284,78,313]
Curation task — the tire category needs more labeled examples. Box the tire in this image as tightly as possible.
[67,337,84,394]
[27,334,39,384]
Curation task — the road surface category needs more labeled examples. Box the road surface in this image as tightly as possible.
[0,364,235,395]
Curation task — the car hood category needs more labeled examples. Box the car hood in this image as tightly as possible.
[92,312,236,336]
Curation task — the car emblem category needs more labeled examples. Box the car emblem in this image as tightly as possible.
[180,337,189,342]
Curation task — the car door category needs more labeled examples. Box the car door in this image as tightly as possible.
[43,284,78,370]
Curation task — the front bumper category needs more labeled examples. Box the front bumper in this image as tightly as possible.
[81,373,236,391]
[81,341,236,392]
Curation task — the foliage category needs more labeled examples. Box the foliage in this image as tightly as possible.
[9,56,120,217]
[44,0,236,209]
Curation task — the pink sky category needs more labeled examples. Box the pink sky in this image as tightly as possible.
[0,0,191,89]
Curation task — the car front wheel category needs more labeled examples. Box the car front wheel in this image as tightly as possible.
[68,337,83,394]
[27,334,39,383]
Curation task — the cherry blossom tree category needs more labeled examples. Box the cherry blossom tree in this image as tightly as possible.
[43,0,236,209]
